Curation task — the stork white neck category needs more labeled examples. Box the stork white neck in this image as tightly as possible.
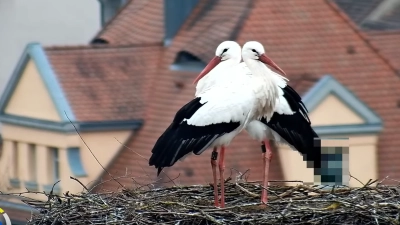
[195,59,240,96]
[242,56,281,123]
[194,41,242,96]
[242,58,273,77]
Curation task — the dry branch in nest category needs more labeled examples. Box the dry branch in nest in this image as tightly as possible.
[15,177,400,224]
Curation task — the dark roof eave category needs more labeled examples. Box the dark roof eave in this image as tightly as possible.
[0,114,143,133]
[313,123,383,136]
[78,119,144,132]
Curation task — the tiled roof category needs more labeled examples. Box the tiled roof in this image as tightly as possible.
[175,0,254,63]
[94,0,285,191]
[45,44,162,122]
[238,0,400,185]
[333,0,400,30]
[333,0,381,24]
[94,0,164,45]
[94,0,400,191]
[289,75,320,96]
[366,31,400,72]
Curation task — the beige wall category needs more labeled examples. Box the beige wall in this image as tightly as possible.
[309,94,364,126]
[277,94,379,187]
[0,59,132,199]
[5,59,62,122]
[0,124,131,200]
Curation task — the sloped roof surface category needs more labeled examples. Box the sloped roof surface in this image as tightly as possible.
[366,31,400,72]
[94,0,400,191]
[95,0,164,45]
[45,44,162,122]
[334,0,400,30]
[334,0,381,24]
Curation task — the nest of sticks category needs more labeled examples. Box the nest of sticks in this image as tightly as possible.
[21,177,400,225]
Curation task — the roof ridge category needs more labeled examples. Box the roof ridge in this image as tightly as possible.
[326,0,400,76]
[366,30,400,36]
[229,0,254,41]
[91,0,134,43]
[44,43,163,51]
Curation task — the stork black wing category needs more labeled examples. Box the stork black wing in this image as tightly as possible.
[149,97,240,176]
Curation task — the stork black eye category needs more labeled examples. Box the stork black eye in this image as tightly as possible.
[251,49,257,53]
[222,48,228,53]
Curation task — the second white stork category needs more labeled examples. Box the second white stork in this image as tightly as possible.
[242,41,322,204]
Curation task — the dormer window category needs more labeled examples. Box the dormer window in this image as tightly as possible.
[91,38,109,45]
[170,51,206,72]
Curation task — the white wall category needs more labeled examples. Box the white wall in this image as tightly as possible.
[0,0,101,95]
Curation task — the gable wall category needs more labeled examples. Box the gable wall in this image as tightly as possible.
[4,59,61,122]
[309,94,365,126]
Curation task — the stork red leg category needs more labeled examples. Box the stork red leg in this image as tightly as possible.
[211,147,219,207]
[261,141,272,204]
[218,146,226,208]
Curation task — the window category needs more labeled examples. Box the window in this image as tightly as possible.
[170,51,206,71]
[27,144,37,181]
[12,141,19,178]
[0,135,3,159]
[49,147,60,181]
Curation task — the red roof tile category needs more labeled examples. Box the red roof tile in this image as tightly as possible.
[93,0,287,192]
[237,0,400,183]
[365,31,400,72]
[95,0,164,45]
[45,44,162,122]
[94,0,400,191]
[289,74,320,96]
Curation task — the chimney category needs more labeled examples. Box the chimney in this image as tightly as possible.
[164,0,200,45]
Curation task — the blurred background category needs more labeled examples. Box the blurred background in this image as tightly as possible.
[0,0,399,223]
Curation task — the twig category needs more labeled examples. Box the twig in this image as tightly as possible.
[70,176,89,192]
[2,174,398,225]
[235,182,259,197]
[65,112,124,189]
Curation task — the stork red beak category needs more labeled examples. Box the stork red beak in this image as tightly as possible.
[259,54,286,76]
[193,56,222,84]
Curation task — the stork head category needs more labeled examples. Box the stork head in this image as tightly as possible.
[242,41,286,76]
[193,41,241,84]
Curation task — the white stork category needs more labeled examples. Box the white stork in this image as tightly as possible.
[149,42,281,208]
[192,41,322,205]
[242,41,321,204]
[191,40,242,207]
